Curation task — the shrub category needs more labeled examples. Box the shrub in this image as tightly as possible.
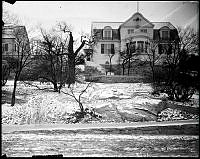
[85,75,149,83]
[84,66,105,76]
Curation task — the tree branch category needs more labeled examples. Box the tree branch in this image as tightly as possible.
[74,40,86,57]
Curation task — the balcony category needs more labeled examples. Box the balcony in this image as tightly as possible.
[125,32,150,39]
[102,37,112,40]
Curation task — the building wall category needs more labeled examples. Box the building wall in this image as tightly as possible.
[2,38,16,56]
[119,13,154,52]
[2,26,30,58]
[92,40,121,65]
[91,13,178,67]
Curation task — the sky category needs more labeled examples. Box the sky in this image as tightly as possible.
[3,1,199,40]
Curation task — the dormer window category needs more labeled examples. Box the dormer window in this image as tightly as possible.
[140,29,147,33]
[103,26,112,40]
[161,30,169,40]
[128,29,134,34]
[160,26,170,40]
[2,43,8,52]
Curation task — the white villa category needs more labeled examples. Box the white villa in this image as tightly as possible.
[88,12,179,67]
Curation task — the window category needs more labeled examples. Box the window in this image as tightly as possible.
[104,30,112,40]
[103,26,112,40]
[137,41,144,52]
[2,43,9,52]
[101,44,115,54]
[145,42,149,52]
[129,42,136,53]
[128,29,134,34]
[101,44,104,54]
[141,29,147,33]
[161,31,169,40]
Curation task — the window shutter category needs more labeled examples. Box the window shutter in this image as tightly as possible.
[112,30,113,40]
[111,44,115,54]
[5,44,8,51]
[101,44,104,54]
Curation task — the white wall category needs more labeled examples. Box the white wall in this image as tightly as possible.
[120,13,154,52]
[92,41,120,65]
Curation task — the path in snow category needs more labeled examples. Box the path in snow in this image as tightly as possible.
[2,131,199,157]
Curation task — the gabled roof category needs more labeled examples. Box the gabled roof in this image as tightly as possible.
[2,25,27,39]
[152,22,176,30]
[92,22,123,29]
[91,13,177,31]
[119,12,154,28]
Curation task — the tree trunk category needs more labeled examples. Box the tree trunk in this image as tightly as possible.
[79,103,84,114]
[122,63,125,75]
[152,67,155,83]
[128,58,131,76]
[67,32,75,87]
[67,56,75,87]
[11,76,18,106]
[109,58,112,75]
[53,82,58,92]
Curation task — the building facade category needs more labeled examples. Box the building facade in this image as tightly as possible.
[90,12,179,68]
[2,24,30,57]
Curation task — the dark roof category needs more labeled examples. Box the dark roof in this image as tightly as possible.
[4,0,16,4]
[152,22,176,29]
[92,22,123,29]
[2,25,27,39]
[120,12,154,28]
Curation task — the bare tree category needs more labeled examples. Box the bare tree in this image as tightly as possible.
[106,45,115,75]
[120,40,141,76]
[62,82,92,114]
[162,26,198,86]
[61,82,102,123]
[145,40,163,83]
[41,28,68,92]
[25,27,69,92]
[10,26,33,106]
[57,22,87,88]
[149,26,199,101]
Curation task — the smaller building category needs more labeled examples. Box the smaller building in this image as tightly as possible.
[2,24,30,58]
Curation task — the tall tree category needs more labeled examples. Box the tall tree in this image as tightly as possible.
[149,26,199,101]
[145,40,163,83]
[106,44,115,75]
[23,27,69,92]
[120,40,141,76]
[10,26,33,106]
[57,22,87,87]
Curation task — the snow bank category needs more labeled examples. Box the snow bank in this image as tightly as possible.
[2,81,198,125]
[132,96,161,105]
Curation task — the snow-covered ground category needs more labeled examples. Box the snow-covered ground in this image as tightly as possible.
[2,80,199,125]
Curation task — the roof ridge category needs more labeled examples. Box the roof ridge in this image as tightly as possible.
[152,22,170,23]
[92,21,123,23]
